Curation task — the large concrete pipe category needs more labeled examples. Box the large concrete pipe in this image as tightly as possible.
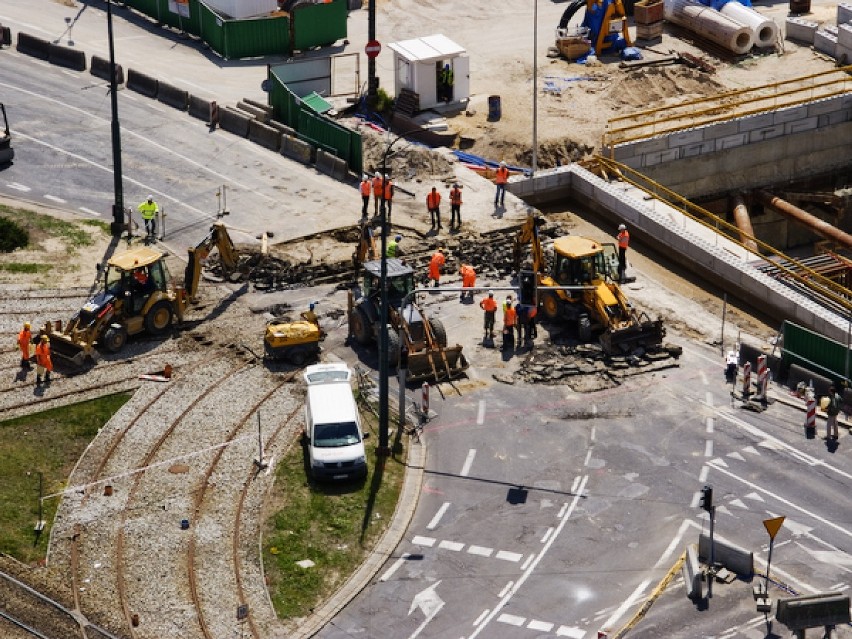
[719,1,779,48]
[664,0,755,54]
[758,190,852,249]
[732,194,759,252]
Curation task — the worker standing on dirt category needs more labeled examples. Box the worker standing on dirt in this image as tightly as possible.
[35,334,52,386]
[450,183,463,229]
[502,300,517,351]
[427,187,442,230]
[494,161,509,207]
[459,263,476,301]
[480,291,497,340]
[372,172,383,216]
[428,248,446,287]
[138,195,159,240]
[387,235,402,258]
[359,174,371,220]
[17,321,32,369]
[617,223,630,282]
[382,175,394,224]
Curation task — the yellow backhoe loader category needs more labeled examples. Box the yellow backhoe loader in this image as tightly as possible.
[348,258,468,382]
[514,214,665,354]
[43,222,241,366]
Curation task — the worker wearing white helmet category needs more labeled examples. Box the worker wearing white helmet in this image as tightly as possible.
[371,171,383,216]
[617,223,630,282]
[138,194,159,240]
[495,161,509,207]
[359,174,371,219]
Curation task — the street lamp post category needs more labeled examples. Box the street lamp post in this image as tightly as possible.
[107,0,125,236]
[532,0,538,176]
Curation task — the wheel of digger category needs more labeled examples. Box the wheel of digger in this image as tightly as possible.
[428,318,448,347]
[578,314,592,342]
[145,300,173,336]
[104,325,127,353]
[350,307,372,344]
[387,328,400,369]
[541,292,561,321]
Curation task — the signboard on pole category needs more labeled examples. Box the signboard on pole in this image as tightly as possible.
[365,40,382,58]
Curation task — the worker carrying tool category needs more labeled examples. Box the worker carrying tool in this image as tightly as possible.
[138,195,159,240]
[17,321,32,369]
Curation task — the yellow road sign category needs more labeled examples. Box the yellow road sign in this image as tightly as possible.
[763,516,785,540]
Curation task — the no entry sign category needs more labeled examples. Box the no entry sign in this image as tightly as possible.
[365,40,381,58]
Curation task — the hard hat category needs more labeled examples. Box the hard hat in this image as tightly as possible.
[395,235,402,242]
[453,183,459,188]
[363,174,369,181]
[618,223,627,231]
[500,161,506,167]
[438,247,445,253]
[41,334,49,342]
[147,195,153,201]
[24,322,30,329]
[488,290,494,297]
[374,171,381,178]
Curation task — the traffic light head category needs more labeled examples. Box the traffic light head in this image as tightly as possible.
[699,485,713,512]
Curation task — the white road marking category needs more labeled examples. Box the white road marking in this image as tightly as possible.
[690,491,701,508]
[744,491,764,502]
[704,440,713,457]
[541,527,554,544]
[495,550,522,562]
[476,400,485,425]
[497,582,513,598]
[556,626,586,638]
[728,498,747,509]
[460,449,476,477]
[710,457,727,467]
[583,449,593,467]
[528,619,554,631]
[379,552,411,582]
[467,545,493,557]
[700,370,708,385]
[427,502,451,530]
[7,182,31,192]
[467,476,588,639]
[438,540,464,552]
[571,475,581,494]
[727,451,745,461]
[698,466,709,483]
[44,194,66,204]
[590,425,596,442]
[412,535,436,547]
[472,609,490,626]
[705,391,713,406]
[706,417,714,433]
[79,207,100,217]
[497,613,525,626]
[742,445,761,456]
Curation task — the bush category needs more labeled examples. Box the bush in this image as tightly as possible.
[375,87,395,113]
[0,217,28,252]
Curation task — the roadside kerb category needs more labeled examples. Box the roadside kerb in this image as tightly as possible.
[290,437,426,639]
[16,32,50,60]
[248,120,282,151]
[698,533,753,577]
[219,107,251,137]
[126,68,158,98]
[90,55,125,85]
[157,80,189,111]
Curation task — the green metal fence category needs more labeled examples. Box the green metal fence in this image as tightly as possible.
[292,0,347,51]
[782,320,852,386]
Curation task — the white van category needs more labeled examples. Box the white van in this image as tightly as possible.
[303,362,368,481]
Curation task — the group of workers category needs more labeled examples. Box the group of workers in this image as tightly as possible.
[16,322,53,386]
[360,172,395,221]
[479,292,537,350]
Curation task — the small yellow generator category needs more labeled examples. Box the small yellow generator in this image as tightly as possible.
[264,320,321,366]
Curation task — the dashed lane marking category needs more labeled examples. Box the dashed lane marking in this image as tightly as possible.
[44,194,66,204]
[7,182,31,192]
[496,613,524,626]
[427,502,450,530]
[460,449,476,477]
[79,207,100,217]
[438,540,464,552]
[379,552,411,582]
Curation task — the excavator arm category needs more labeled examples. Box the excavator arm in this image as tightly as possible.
[183,221,240,303]
[513,214,547,275]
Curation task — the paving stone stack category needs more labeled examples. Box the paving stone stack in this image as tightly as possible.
[785,2,852,62]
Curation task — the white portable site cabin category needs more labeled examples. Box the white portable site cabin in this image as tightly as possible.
[388,34,470,110]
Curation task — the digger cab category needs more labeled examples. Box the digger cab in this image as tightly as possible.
[360,259,415,309]
[551,236,618,288]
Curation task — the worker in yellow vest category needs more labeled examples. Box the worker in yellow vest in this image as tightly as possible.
[138,195,159,240]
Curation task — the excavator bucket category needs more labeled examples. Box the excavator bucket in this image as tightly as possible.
[44,331,98,368]
[599,316,666,355]
[407,345,469,383]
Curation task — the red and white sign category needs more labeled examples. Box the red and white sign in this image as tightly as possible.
[365,40,382,58]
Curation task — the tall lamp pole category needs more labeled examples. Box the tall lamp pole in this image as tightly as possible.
[107,0,125,236]
[367,0,377,104]
[532,0,538,176]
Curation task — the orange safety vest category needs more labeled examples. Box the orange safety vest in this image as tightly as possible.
[429,252,445,280]
[383,180,393,201]
[495,166,509,185]
[480,297,497,312]
[450,187,462,205]
[504,305,517,327]
[426,191,441,209]
[372,177,383,197]
[461,265,476,288]
[360,180,371,197]
[18,328,32,357]
[618,230,630,249]
[35,341,53,371]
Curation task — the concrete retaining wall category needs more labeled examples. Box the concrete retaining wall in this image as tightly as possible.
[90,55,125,85]
[16,32,50,60]
[281,136,314,164]
[127,68,158,98]
[316,149,348,180]
[219,107,251,137]
[698,533,753,577]
[249,120,281,151]
[157,81,189,111]
[48,43,86,71]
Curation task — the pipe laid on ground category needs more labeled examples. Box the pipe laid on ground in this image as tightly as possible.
[718,1,779,48]
[664,0,755,54]
[757,190,852,249]
[732,194,759,252]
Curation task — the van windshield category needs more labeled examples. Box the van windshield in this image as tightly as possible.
[314,422,361,447]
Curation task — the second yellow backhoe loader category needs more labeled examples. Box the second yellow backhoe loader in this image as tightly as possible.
[43,222,242,366]
[514,214,665,354]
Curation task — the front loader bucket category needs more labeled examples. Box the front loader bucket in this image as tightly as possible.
[407,345,469,383]
[47,332,98,368]
[600,318,666,356]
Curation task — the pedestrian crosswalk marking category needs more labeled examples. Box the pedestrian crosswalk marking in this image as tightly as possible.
[743,446,761,456]
[727,451,746,461]
[728,498,748,509]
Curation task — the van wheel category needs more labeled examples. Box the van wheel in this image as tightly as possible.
[350,307,372,344]
[145,300,173,335]
[104,326,127,353]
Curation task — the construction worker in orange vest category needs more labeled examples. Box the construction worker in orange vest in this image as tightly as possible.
[459,263,476,301]
[428,248,446,287]
[17,321,32,369]
[449,183,463,228]
[382,175,394,223]
[617,223,630,282]
[35,334,53,386]
[502,299,517,351]
[372,172,383,216]
[426,187,442,230]
[494,161,509,207]
[359,174,371,219]
[479,291,498,339]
